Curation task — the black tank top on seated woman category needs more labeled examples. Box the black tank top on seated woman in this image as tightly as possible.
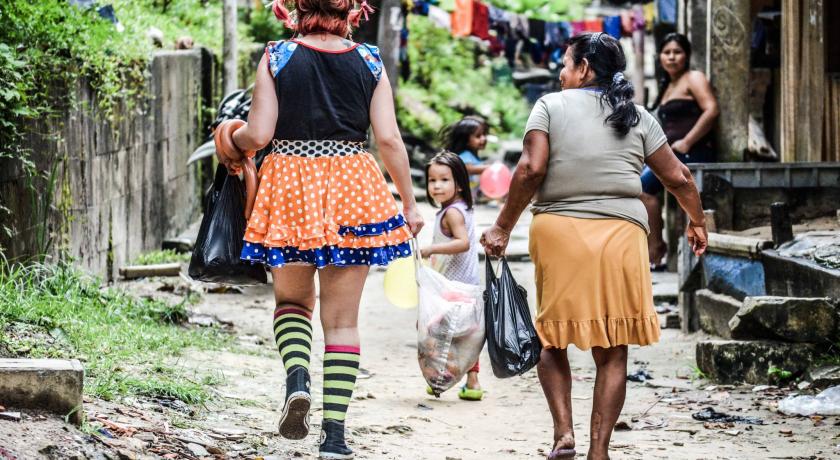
[267,39,382,142]
[657,98,715,160]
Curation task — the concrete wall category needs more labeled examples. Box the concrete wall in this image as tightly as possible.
[0,49,216,279]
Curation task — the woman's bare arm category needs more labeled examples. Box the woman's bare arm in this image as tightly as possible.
[421,208,470,257]
[480,130,549,256]
[369,71,423,235]
[465,163,489,175]
[646,143,708,255]
[232,53,278,151]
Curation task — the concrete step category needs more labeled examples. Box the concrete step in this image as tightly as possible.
[0,359,84,423]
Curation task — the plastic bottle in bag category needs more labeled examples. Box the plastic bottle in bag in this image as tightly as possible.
[417,265,485,396]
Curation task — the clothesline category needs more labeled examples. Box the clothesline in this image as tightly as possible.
[410,0,673,44]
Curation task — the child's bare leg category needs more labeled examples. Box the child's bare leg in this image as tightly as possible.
[466,361,480,389]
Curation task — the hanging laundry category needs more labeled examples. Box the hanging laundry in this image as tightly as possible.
[471,0,491,40]
[528,18,546,44]
[488,4,507,27]
[527,18,547,64]
[451,0,473,37]
[488,5,511,42]
[583,18,603,33]
[545,21,569,47]
[428,5,452,30]
[571,20,585,37]
[603,15,621,39]
[657,0,677,24]
[620,10,634,36]
[412,0,430,15]
[633,5,646,32]
[644,2,655,32]
[510,14,529,40]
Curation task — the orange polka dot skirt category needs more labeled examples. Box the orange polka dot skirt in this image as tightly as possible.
[240,140,413,268]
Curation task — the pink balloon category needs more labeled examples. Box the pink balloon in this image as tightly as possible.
[479,163,512,198]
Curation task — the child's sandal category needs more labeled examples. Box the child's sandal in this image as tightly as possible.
[457,385,484,401]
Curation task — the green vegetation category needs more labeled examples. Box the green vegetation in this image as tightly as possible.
[0,261,231,404]
[0,0,224,155]
[133,249,192,265]
[690,365,707,380]
[486,0,589,21]
[399,14,530,144]
[767,365,794,383]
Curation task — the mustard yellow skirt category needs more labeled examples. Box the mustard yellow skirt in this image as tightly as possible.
[529,214,660,350]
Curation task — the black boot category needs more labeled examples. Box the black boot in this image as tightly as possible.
[319,419,354,459]
[278,366,311,440]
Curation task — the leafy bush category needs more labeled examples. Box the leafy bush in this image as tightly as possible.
[245,2,292,44]
[399,15,530,145]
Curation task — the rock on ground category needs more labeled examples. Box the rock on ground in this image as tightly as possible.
[728,296,837,342]
[807,365,840,390]
[695,289,741,338]
[696,339,820,384]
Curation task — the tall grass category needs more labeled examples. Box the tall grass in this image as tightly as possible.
[0,261,230,404]
[133,249,191,266]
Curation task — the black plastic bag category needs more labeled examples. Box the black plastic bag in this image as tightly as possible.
[188,165,267,285]
[484,258,541,378]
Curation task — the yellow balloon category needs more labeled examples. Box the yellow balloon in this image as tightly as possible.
[383,256,419,309]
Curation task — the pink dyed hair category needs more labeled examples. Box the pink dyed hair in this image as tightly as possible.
[272,0,374,37]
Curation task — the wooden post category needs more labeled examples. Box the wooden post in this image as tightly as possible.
[376,0,402,95]
[781,0,825,162]
[632,7,645,104]
[686,0,709,74]
[708,0,750,162]
[377,0,401,94]
[222,0,238,95]
[770,202,794,246]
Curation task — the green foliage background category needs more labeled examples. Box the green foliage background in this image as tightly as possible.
[0,0,232,160]
[398,14,530,144]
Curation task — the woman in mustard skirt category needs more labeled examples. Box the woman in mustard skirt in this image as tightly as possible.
[481,33,708,460]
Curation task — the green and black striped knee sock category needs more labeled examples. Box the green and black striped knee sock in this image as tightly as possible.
[273,307,312,374]
[322,345,360,422]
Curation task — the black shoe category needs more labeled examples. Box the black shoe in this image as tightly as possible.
[278,367,311,440]
[319,419,354,459]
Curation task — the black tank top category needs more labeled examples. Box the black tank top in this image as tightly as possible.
[657,99,715,156]
[266,40,383,142]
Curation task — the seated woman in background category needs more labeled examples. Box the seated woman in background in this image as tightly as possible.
[641,33,718,270]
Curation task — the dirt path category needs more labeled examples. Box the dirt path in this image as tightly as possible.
[3,264,838,459]
[2,202,838,459]
[160,264,837,460]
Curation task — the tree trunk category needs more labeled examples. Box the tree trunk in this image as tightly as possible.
[223,0,239,95]
[376,0,402,95]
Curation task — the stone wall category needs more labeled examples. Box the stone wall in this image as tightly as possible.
[0,49,216,279]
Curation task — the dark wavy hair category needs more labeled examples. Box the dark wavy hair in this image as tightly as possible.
[650,33,692,110]
[425,151,473,209]
[439,116,487,155]
[567,32,639,136]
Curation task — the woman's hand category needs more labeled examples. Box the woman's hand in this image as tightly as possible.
[686,222,708,256]
[420,247,431,259]
[480,224,511,258]
[671,139,692,154]
[403,204,424,236]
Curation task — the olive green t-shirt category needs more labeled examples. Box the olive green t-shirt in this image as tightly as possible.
[525,89,668,233]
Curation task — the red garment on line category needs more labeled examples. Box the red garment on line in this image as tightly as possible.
[451,0,473,37]
[471,1,491,40]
